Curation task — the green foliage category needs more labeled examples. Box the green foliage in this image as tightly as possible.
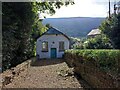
[2,2,36,71]
[70,37,83,49]
[65,49,119,75]
[83,35,113,49]
[33,1,74,16]
[32,20,48,40]
[99,13,120,49]
[70,35,113,49]
[45,23,52,28]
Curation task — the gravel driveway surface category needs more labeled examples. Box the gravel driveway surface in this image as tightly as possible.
[3,59,91,89]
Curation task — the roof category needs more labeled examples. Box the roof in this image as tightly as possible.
[87,29,101,36]
[39,27,70,40]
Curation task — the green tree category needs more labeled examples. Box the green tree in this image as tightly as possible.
[83,35,113,49]
[32,20,48,40]
[45,23,52,28]
[99,13,120,49]
[2,2,36,70]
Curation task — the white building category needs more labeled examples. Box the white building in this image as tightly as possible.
[36,27,70,59]
[87,29,101,38]
[114,1,120,14]
[116,1,120,14]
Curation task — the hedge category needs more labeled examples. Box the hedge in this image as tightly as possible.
[65,49,120,75]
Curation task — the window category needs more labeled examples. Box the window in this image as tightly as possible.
[59,41,64,51]
[42,41,48,52]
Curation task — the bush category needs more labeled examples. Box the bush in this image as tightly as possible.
[83,35,113,49]
[65,49,120,75]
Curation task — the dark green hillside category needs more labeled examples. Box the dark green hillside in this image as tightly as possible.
[42,17,105,38]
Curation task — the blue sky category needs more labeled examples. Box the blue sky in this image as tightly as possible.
[39,0,119,18]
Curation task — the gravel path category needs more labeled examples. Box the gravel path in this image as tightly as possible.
[3,59,91,88]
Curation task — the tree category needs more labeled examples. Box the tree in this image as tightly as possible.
[32,20,48,40]
[45,23,52,28]
[83,35,113,49]
[99,13,120,49]
[2,2,36,70]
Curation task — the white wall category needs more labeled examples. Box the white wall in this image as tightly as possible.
[36,34,69,59]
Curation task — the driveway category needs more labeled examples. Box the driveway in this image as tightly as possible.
[3,59,91,88]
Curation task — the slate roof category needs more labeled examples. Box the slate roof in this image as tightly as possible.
[87,29,101,36]
[43,27,65,35]
[40,27,70,40]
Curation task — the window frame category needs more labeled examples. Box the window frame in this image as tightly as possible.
[59,41,65,52]
[42,41,48,52]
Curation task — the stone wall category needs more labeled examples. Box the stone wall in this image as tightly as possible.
[0,59,32,87]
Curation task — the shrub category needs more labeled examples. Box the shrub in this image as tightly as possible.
[65,49,120,75]
[83,35,113,49]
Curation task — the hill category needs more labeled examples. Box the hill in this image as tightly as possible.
[42,17,105,38]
